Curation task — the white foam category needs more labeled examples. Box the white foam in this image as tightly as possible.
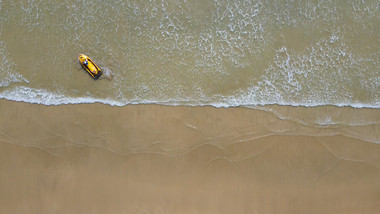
[0,84,379,109]
[0,86,124,106]
[0,42,29,88]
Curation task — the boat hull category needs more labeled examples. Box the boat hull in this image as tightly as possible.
[78,54,102,79]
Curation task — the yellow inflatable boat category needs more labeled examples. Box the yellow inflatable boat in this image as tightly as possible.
[78,54,102,79]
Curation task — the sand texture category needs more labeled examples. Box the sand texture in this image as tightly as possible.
[0,100,379,214]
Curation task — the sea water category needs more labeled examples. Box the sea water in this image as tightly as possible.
[0,0,379,109]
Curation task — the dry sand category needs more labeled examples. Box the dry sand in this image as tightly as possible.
[0,100,379,214]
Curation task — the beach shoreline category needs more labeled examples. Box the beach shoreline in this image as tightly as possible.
[0,100,379,213]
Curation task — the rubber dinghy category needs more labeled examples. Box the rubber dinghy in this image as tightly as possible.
[78,54,102,79]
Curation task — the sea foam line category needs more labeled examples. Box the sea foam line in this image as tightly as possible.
[0,86,124,106]
[0,86,379,109]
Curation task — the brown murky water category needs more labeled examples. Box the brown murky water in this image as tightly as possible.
[0,0,378,107]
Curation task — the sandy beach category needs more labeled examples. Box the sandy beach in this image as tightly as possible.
[1,1,379,213]
[0,100,379,213]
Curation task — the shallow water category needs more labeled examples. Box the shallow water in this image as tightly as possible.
[1,2,380,213]
[0,0,379,108]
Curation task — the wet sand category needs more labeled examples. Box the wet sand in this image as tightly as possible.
[0,100,379,214]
